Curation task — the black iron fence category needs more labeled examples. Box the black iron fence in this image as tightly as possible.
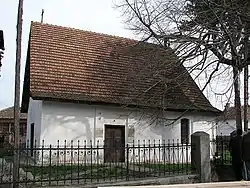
[0,140,192,186]
[210,136,232,165]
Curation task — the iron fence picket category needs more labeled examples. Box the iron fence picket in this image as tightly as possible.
[0,139,192,186]
[210,136,232,166]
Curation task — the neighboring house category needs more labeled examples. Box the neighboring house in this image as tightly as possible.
[0,107,27,146]
[216,104,250,136]
[21,22,220,163]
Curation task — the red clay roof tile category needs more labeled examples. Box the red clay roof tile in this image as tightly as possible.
[0,107,27,119]
[22,22,219,113]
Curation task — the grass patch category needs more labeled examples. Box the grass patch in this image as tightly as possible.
[137,163,192,173]
[20,164,130,180]
[0,148,13,158]
[22,164,101,176]
[20,162,192,181]
[213,150,232,166]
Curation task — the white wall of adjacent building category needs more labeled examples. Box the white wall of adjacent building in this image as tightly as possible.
[216,120,245,136]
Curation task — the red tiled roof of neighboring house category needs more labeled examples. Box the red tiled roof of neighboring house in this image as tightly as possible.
[21,22,220,113]
[0,106,27,119]
[217,106,250,121]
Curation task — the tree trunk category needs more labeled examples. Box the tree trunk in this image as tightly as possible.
[233,66,242,131]
[244,25,250,132]
[244,65,248,132]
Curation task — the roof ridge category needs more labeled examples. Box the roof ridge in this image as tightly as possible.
[32,21,141,43]
[0,106,14,112]
[0,106,27,119]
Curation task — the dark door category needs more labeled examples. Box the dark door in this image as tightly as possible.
[104,125,125,163]
[30,123,34,156]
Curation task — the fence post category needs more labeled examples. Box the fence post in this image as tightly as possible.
[49,144,52,186]
[126,144,129,181]
[221,137,224,166]
[191,131,211,183]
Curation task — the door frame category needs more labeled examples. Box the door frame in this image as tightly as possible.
[104,124,126,163]
[103,124,126,143]
[30,123,35,156]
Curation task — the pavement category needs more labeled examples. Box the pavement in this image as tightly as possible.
[99,181,250,188]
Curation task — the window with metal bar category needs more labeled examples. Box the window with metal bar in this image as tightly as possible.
[181,118,190,144]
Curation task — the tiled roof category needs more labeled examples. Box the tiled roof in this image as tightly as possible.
[0,107,27,119]
[22,22,219,113]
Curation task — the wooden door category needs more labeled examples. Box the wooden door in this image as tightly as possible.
[104,125,125,163]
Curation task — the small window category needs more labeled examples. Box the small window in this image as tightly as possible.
[181,118,190,144]
[10,123,14,132]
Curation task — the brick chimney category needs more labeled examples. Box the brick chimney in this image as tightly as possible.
[0,30,4,51]
[0,30,4,70]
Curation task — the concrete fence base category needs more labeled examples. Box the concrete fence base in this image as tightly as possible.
[45,175,199,188]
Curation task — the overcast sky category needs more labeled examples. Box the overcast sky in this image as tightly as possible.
[0,0,135,110]
[0,0,239,111]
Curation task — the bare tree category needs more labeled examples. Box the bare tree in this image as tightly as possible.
[116,0,250,130]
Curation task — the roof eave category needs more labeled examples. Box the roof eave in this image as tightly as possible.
[21,43,30,113]
[32,95,220,114]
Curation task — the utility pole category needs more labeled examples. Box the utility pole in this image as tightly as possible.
[13,0,23,187]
